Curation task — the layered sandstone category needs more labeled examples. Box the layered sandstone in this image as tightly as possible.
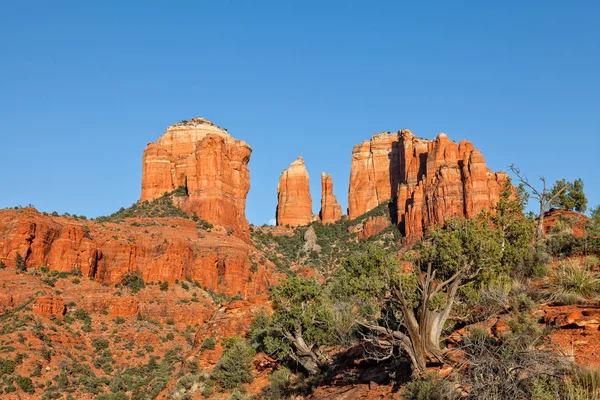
[276,157,312,227]
[141,118,252,241]
[0,208,276,297]
[33,295,66,318]
[348,130,508,238]
[319,173,343,224]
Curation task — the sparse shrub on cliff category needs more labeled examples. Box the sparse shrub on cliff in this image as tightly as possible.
[0,260,6,269]
[201,337,216,351]
[96,188,190,222]
[15,252,26,272]
[172,185,188,197]
[160,281,169,291]
[121,272,145,294]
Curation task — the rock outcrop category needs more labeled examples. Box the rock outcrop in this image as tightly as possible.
[141,118,252,241]
[276,157,312,227]
[0,208,276,297]
[33,295,66,318]
[319,173,343,224]
[348,130,508,238]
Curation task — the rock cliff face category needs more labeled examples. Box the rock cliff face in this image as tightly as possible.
[141,118,252,241]
[276,157,312,227]
[0,208,275,297]
[348,130,508,238]
[319,173,343,224]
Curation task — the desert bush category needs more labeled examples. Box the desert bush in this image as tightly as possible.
[201,337,216,351]
[121,272,145,294]
[544,259,600,302]
[261,367,292,400]
[211,337,255,389]
[15,376,34,393]
[403,374,458,400]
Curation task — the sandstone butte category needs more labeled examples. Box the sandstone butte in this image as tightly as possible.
[276,156,313,227]
[141,118,252,242]
[319,173,343,224]
[348,130,509,238]
[0,207,276,297]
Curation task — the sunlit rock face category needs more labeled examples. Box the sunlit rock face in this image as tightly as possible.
[348,130,508,238]
[141,118,252,241]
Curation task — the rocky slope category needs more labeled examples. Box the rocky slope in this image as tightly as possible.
[319,173,343,224]
[276,157,313,227]
[141,118,252,241]
[0,207,276,297]
[348,130,508,238]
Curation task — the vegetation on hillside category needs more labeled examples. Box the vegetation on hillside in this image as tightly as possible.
[251,199,400,277]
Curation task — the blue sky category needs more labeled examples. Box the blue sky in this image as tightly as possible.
[1,1,598,224]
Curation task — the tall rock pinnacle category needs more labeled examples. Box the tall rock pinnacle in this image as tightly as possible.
[276,156,312,227]
[319,173,342,224]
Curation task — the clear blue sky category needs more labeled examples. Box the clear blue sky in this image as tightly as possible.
[1,1,598,224]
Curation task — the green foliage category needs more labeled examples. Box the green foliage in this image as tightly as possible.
[159,281,168,291]
[261,367,292,400]
[15,252,26,272]
[211,337,255,389]
[92,338,110,352]
[96,189,190,222]
[588,205,600,254]
[403,374,458,399]
[550,178,588,213]
[0,358,16,375]
[15,376,34,394]
[121,272,145,294]
[250,277,335,369]
[251,200,400,278]
[201,337,216,351]
[544,259,600,302]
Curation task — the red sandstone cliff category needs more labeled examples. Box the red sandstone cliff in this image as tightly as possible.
[276,157,313,227]
[0,208,276,297]
[141,118,252,241]
[348,130,508,238]
[319,173,343,224]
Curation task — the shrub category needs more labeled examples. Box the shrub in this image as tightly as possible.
[15,376,34,393]
[160,282,169,291]
[544,260,600,302]
[121,272,145,294]
[211,337,255,389]
[114,317,125,325]
[403,374,458,399]
[92,338,109,352]
[201,337,216,351]
[15,252,26,272]
[261,367,292,400]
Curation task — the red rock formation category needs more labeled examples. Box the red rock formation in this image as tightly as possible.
[542,209,588,238]
[348,130,508,239]
[141,118,252,241]
[319,173,343,224]
[276,157,312,227]
[0,208,277,297]
[33,296,66,318]
[348,132,400,219]
[358,216,391,240]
